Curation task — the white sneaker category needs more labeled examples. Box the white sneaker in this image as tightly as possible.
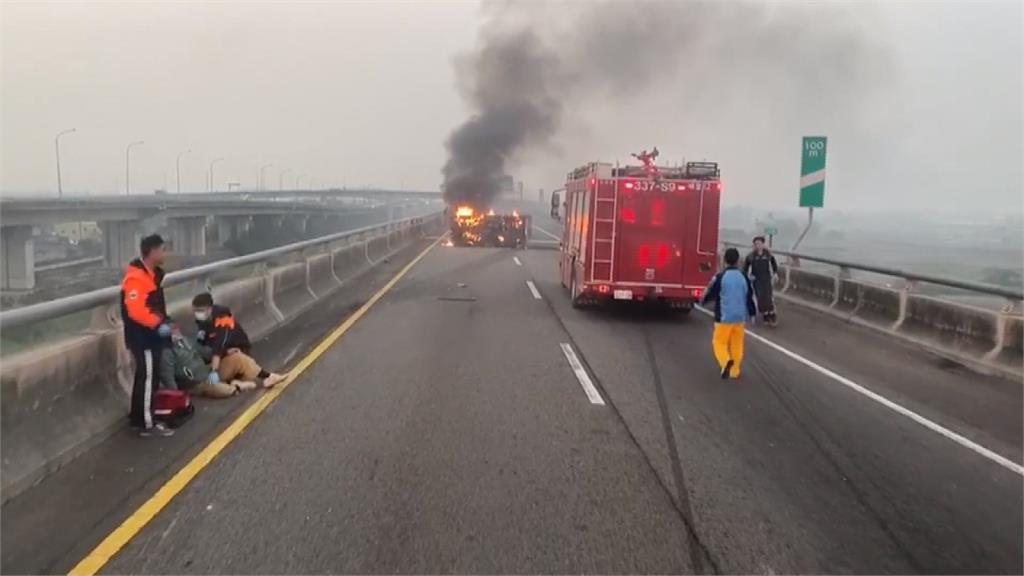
[263,373,287,388]
[139,422,174,437]
[232,380,258,391]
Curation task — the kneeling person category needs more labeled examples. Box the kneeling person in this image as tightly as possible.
[191,292,286,388]
[160,325,256,397]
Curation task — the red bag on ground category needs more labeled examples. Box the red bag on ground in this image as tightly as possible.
[153,389,194,428]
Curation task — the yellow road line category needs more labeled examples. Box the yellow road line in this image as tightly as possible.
[69,238,441,576]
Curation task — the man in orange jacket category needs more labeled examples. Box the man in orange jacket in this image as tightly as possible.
[120,234,174,437]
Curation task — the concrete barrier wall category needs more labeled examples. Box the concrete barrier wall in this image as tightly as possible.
[833,279,861,314]
[901,295,997,357]
[784,268,835,307]
[367,235,389,263]
[215,277,278,341]
[856,283,901,328]
[1,215,443,502]
[994,315,1024,373]
[271,263,315,320]
[307,253,340,297]
[776,263,1023,379]
[1,331,132,500]
[331,244,361,281]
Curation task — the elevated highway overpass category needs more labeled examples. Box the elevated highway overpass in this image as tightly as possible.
[1,203,1021,574]
[0,189,441,291]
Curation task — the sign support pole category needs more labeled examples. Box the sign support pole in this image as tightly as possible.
[790,206,814,254]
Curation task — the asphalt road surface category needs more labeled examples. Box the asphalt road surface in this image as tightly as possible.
[22,204,1024,574]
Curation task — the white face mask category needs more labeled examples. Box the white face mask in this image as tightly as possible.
[194,310,210,321]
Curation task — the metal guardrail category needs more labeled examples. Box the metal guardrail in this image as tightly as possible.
[721,241,1024,302]
[0,212,443,329]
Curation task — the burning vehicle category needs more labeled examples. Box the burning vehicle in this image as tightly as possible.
[448,206,530,248]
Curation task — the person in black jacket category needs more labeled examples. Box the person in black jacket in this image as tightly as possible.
[191,292,286,388]
[744,236,779,326]
[120,234,174,437]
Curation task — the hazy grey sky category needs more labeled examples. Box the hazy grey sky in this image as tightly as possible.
[2,1,1021,214]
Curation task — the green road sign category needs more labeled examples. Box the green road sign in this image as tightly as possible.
[800,136,827,208]
[764,226,779,236]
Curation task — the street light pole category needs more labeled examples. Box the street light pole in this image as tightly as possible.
[125,140,144,195]
[295,174,306,189]
[208,157,224,192]
[279,168,291,191]
[55,128,76,198]
[259,164,273,192]
[176,149,191,194]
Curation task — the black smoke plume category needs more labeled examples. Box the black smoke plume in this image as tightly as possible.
[442,27,561,207]
[442,2,893,207]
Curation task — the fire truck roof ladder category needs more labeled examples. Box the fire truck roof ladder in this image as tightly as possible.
[590,182,618,284]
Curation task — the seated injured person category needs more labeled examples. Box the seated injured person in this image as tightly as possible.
[160,324,256,397]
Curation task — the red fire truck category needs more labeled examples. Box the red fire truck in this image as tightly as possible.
[559,157,721,311]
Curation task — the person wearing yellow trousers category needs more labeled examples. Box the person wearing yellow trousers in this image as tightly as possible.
[701,248,757,379]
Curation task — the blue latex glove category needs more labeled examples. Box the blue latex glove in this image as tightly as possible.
[206,371,220,385]
[196,329,206,342]
[157,323,172,338]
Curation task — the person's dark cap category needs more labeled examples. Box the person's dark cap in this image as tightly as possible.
[140,234,164,257]
[192,292,214,307]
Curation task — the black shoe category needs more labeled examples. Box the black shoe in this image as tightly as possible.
[721,359,734,379]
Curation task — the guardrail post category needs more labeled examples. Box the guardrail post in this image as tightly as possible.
[296,246,318,299]
[88,302,120,331]
[304,254,317,299]
[364,235,376,266]
[328,247,344,286]
[832,266,850,308]
[984,297,1024,361]
[256,262,285,322]
[850,283,865,317]
[893,278,916,331]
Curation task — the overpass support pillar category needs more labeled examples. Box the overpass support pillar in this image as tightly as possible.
[169,217,207,256]
[282,215,309,238]
[1,225,36,290]
[307,214,334,237]
[252,215,283,236]
[100,220,140,269]
[216,216,250,244]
